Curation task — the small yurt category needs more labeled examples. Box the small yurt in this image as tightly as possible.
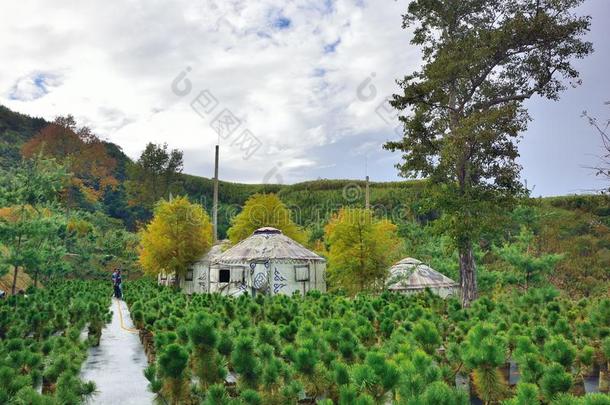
[209,227,326,296]
[386,258,459,298]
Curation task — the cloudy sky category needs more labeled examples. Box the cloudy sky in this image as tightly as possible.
[1,0,609,196]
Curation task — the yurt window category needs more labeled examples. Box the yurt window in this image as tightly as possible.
[219,268,230,283]
[231,266,246,283]
[295,265,310,282]
[185,269,194,281]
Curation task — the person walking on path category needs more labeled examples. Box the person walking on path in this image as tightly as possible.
[112,269,122,299]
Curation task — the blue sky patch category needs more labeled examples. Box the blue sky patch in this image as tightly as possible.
[313,68,326,77]
[9,71,61,101]
[272,16,291,30]
[324,38,341,53]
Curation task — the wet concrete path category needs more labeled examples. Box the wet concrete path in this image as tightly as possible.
[81,298,155,405]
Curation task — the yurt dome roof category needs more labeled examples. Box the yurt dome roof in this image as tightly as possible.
[196,240,230,264]
[386,258,458,291]
[213,227,325,264]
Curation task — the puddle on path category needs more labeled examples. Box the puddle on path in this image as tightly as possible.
[81,299,155,405]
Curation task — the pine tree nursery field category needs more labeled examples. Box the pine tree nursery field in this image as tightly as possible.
[117,279,610,405]
[0,281,112,404]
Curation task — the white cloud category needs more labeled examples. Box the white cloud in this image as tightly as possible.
[0,0,421,183]
[9,71,63,101]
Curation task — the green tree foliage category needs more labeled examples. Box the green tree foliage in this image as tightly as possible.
[123,279,610,405]
[495,226,564,290]
[412,319,441,355]
[462,323,508,403]
[126,142,183,209]
[188,312,227,389]
[0,157,69,293]
[157,343,190,404]
[0,281,110,404]
[543,335,576,369]
[227,193,306,244]
[231,336,262,390]
[540,362,573,400]
[502,382,540,405]
[416,381,469,405]
[324,208,402,295]
[384,0,593,306]
[0,105,46,170]
[138,196,213,285]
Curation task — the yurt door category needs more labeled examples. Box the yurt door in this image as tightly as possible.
[249,260,271,295]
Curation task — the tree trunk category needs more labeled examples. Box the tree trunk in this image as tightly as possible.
[12,229,23,295]
[11,265,19,295]
[459,243,478,307]
[34,270,39,289]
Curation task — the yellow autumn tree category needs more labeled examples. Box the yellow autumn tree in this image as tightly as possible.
[324,208,402,295]
[227,193,306,244]
[139,196,213,285]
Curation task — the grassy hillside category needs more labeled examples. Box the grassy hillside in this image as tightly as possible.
[0,270,35,295]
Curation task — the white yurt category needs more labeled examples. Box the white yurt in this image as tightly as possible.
[209,227,326,296]
[386,258,459,298]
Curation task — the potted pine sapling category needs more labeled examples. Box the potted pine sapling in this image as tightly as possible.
[350,351,400,403]
[231,336,262,391]
[461,323,508,404]
[143,364,162,395]
[157,343,190,405]
[395,349,442,401]
[0,365,32,402]
[445,342,468,391]
[54,371,96,405]
[412,319,442,356]
[337,385,376,405]
[218,331,234,360]
[576,345,596,394]
[337,328,361,364]
[543,335,578,396]
[258,346,300,404]
[413,380,469,405]
[543,335,576,370]
[188,312,226,391]
[42,354,71,394]
[200,383,231,405]
[292,338,331,399]
[86,302,105,347]
[502,382,540,405]
[539,362,572,401]
[328,360,351,403]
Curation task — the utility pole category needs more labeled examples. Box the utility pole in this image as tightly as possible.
[213,144,219,242]
[365,155,370,210]
[365,175,370,210]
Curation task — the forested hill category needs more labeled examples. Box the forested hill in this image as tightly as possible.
[0,104,426,234]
